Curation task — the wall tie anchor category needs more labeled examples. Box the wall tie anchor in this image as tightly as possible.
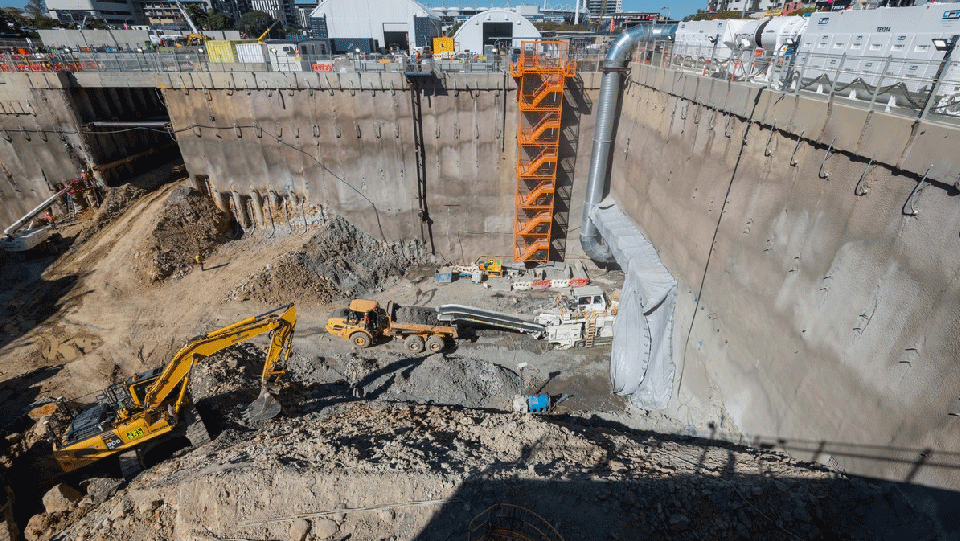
[902,165,933,217]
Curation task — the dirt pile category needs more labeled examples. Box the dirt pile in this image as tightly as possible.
[188,343,290,432]
[231,253,339,306]
[136,187,231,282]
[300,216,416,297]
[74,184,146,245]
[355,353,521,410]
[231,216,420,304]
[53,402,939,541]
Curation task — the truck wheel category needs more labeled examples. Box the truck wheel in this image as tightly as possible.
[425,335,445,353]
[118,450,142,480]
[404,335,424,353]
[350,332,371,348]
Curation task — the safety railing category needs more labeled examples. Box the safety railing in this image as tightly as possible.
[658,41,960,125]
[0,47,610,75]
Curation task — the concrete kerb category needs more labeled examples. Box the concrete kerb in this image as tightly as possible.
[856,110,915,170]
[679,73,699,103]
[820,102,870,155]
[899,120,960,184]
[725,83,759,119]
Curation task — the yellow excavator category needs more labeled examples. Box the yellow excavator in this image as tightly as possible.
[50,304,296,477]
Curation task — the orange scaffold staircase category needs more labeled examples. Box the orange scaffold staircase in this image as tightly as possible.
[511,41,575,262]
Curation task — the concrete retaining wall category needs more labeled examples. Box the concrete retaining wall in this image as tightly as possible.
[161,71,602,260]
[0,73,91,227]
[612,63,960,488]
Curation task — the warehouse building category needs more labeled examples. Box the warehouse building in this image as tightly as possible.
[452,9,541,54]
[308,0,442,54]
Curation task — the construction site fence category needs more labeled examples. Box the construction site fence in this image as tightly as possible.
[657,40,960,125]
[0,50,610,75]
[3,42,956,125]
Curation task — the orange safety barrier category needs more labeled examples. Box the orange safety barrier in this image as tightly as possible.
[312,63,332,72]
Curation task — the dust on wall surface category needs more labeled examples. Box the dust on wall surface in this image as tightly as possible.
[162,71,602,262]
[610,64,960,489]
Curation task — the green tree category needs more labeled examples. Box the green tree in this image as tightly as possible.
[185,4,206,30]
[24,0,46,22]
[206,12,232,30]
[0,7,27,27]
[33,15,58,29]
[237,10,273,39]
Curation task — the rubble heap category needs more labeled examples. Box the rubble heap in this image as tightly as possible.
[232,216,421,305]
[52,402,937,541]
[136,187,231,282]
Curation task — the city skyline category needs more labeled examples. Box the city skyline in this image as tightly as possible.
[0,0,703,19]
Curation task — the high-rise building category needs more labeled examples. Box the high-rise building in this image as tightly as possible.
[47,0,142,26]
[136,0,213,30]
[293,0,316,28]
[251,0,297,27]
[585,0,621,19]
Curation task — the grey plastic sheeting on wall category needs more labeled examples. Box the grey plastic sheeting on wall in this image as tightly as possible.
[592,199,678,409]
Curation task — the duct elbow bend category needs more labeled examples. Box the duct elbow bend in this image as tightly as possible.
[580,232,616,265]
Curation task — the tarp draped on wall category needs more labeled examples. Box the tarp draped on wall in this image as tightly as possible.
[592,200,677,409]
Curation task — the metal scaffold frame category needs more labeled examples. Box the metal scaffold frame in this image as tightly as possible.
[511,40,575,263]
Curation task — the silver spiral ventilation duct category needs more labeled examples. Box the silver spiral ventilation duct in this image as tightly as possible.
[580,23,677,263]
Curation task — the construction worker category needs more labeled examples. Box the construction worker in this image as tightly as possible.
[194,254,205,271]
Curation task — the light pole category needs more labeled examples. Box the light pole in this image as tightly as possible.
[661,6,670,21]
[921,35,959,119]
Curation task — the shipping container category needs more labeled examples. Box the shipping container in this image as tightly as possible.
[206,39,257,63]
[235,42,268,64]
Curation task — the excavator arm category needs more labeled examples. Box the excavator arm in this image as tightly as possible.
[143,304,296,409]
[51,305,296,474]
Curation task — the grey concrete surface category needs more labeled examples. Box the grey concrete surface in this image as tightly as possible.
[161,71,601,261]
[611,62,960,489]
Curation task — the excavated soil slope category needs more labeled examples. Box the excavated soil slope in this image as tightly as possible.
[53,402,938,541]
[136,187,231,282]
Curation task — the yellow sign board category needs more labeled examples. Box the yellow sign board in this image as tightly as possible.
[433,37,455,53]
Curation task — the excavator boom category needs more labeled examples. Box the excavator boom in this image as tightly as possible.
[52,304,296,473]
[143,304,296,408]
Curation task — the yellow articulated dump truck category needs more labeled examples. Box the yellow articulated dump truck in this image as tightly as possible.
[326,299,457,353]
[51,304,296,478]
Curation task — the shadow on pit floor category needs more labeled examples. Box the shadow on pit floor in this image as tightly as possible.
[407,415,960,541]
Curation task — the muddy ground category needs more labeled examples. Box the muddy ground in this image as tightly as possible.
[0,178,953,540]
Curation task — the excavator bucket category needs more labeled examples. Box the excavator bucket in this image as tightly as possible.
[244,386,281,423]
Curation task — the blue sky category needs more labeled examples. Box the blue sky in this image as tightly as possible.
[623,0,702,18]
[0,0,705,19]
